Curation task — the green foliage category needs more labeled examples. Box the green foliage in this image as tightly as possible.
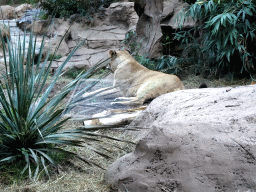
[162,33,173,55]
[175,0,256,76]
[0,160,30,185]
[4,0,39,5]
[22,0,40,4]
[40,0,118,18]
[65,68,87,79]
[47,54,62,61]
[156,55,181,74]
[134,54,156,70]
[0,30,133,181]
[0,150,69,185]
[132,53,181,74]
[122,31,136,44]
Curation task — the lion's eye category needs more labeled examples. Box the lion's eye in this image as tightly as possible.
[106,64,111,69]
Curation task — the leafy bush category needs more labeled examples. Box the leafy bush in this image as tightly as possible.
[1,0,39,5]
[156,55,181,74]
[174,0,256,76]
[131,53,181,75]
[47,53,62,61]
[65,68,87,79]
[0,30,134,180]
[133,54,156,70]
[40,0,118,18]
[22,0,40,4]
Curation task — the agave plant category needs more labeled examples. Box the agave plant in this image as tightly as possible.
[0,29,134,180]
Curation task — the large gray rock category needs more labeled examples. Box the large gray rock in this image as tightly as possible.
[14,3,33,18]
[44,47,110,73]
[134,0,164,59]
[47,18,71,38]
[161,0,195,29]
[43,36,70,58]
[71,25,126,50]
[105,85,256,192]
[107,2,139,31]
[26,20,50,35]
[16,8,42,30]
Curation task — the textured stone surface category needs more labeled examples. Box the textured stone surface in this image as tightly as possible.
[13,1,195,74]
[14,3,33,18]
[16,8,41,30]
[134,0,164,59]
[43,36,70,58]
[71,25,126,50]
[26,20,49,35]
[161,0,195,29]
[105,85,256,192]
[107,2,139,30]
[43,47,110,72]
[0,5,15,19]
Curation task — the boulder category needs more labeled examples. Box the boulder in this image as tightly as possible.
[26,20,50,35]
[51,54,91,72]
[107,2,139,31]
[161,0,195,29]
[134,0,164,59]
[47,18,71,38]
[16,8,41,30]
[43,36,69,58]
[42,47,110,73]
[105,85,256,192]
[14,3,33,18]
[91,2,138,31]
[71,25,126,50]
[0,5,15,19]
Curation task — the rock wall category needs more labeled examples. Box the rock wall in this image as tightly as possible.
[3,1,195,72]
[105,85,256,191]
[161,0,194,29]
[0,4,33,20]
[134,0,164,59]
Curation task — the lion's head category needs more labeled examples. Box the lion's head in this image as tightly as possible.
[108,50,135,72]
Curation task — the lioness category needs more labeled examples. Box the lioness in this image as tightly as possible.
[83,50,185,105]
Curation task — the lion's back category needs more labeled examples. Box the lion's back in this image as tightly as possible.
[110,50,184,102]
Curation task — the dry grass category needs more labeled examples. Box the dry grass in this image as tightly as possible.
[0,119,136,192]
[0,74,253,192]
[182,74,253,89]
[0,75,136,192]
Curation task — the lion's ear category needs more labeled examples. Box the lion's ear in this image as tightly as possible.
[109,50,117,58]
[125,48,131,55]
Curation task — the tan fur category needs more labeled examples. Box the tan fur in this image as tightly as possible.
[90,119,103,126]
[108,50,185,105]
[0,23,10,50]
[83,51,184,125]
